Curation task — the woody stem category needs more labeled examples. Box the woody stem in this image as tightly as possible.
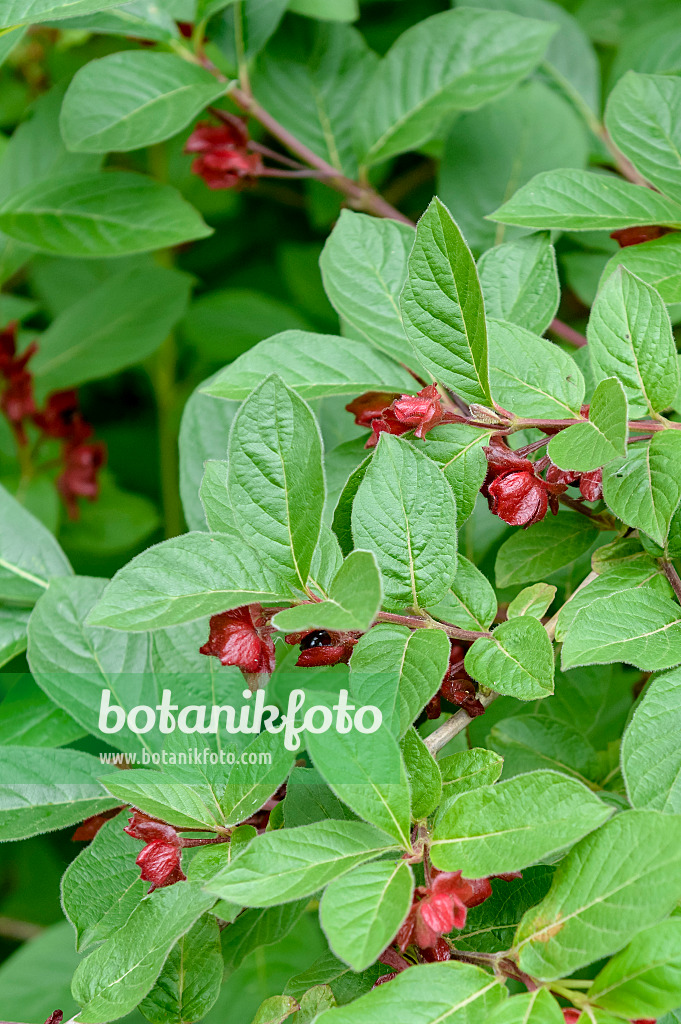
[376,611,492,643]
[662,560,681,604]
[423,692,500,755]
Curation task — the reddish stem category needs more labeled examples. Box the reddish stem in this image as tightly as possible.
[549,318,587,348]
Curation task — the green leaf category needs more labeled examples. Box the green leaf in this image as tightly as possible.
[213,0,288,64]
[62,814,144,952]
[0,746,117,842]
[431,770,610,877]
[312,961,505,1023]
[0,607,29,667]
[0,0,128,28]
[0,674,85,748]
[251,995,299,1024]
[465,616,555,700]
[488,988,564,1024]
[101,768,228,830]
[250,23,377,176]
[621,667,681,812]
[320,860,413,972]
[352,435,457,611]
[421,425,492,525]
[72,882,216,1023]
[87,530,295,631]
[60,51,226,153]
[273,550,382,632]
[306,714,412,849]
[319,210,415,364]
[179,376,238,531]
[490,169,681,230]
[556,560,670,641]
[0,171,211,257]
[355,7,554,166]
[44,1,179,40]
[204,331,415,401]
[227,376,324,589]
[478,234,559,335]
[401,198,491,406]
[601,233,681,305]
[287,0,357,20]
[204,820,398,907]
[0,482,72,602]
[183,288,310,363]
[603,430,681,545]
[438,748,504,801]
[428,555,497,632]
[606,72,681,205]
[507,583,556,620]
[439,80,589,254]
[221,900,308,972]
[401,728,442,819]
[588,919,681,1019]
[515,810,681,980]
[350,623,451,738]
[495,512,599,588]
[587,268,679,417]
[138,914,223,1024]
[332,454,371,559]
[489,319,585,418]
[547,377,628,472]
[562,588,681,671]
[221,730,295,827]
[489,715,599,785]
[31,265,191,394]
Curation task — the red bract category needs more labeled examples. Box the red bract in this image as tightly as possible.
[488,470,548,527]
[373,972,398,987]
[346,391,400,427]
[33,389,79,438]
[392,384,444,439]
[136,841,186,892]
[124,810,180,845]
[201,605,276,685]
[58,436,106,520]
[0,323,37,442]
[366,406,411,448]
[440,676,485,717]
[610,225,668,247]
[395,870,493,952]
[44,1013,63,1024]
[420,937,451,962]
[562,1011,580,1024]
[284,628,359,666]
[185,119,262,190]
[425,693,441,719]
[72,807,123,841]
[579,468,603,502]
[483,438,533,479]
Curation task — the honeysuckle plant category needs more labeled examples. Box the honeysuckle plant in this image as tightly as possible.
[2,2,681,1024]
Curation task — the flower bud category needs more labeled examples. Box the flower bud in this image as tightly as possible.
[345,391,400,427]
[136,840,186,892]
[392,384,444,439]
[487,470,548,527]
[580,468,603,502]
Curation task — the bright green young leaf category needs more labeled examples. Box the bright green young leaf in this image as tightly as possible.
[250,994,299,1024]
[421,425,492,524]
[179,378,238,531]
[319,210,415,364]
[507,583,556,620]
[354,7,554,166]
[350,623,451,738]
[431,770,610,876]
[478,234,559,335]
[320,860,413,972]
[428,555,498,633]
[465,616,555,700]
[588,919,681,1019]
[273,550,382,632]
[138,914,223,1024]
[562,588,681,671]
[0,172,211,257]
[489,319,585,418]
[0,0,128,27]
[203,331,415,401]
[0,482,72,603]
[515,810,681,980]
[601,233,681,305]
[606,72,681,205]
[495,512,599,587]
[351,435,457,611]
[0,746,117,842]
[587,268,678,417]
[439,748,504,800]
[401,198,491,406]
[204,820,398,906]
[60,52,226,153]
[602,430,681,545]
[490,169,681,231]
[227,375,324,589]
[488,988,564,1024]
[86,530,295,631]
[548,377,627,472]
[62,814,144,952]
[556,561,669,641]
[0,608,30,668]
[199,460,234,533]
[621,667,681,812]
[401,728,442,819]
[31,265,191,394]
[101,769,227,831]
[71,882,216,1023]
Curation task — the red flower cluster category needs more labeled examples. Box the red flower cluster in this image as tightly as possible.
[124,811,186,892]
[346,384,444,448]
[284,628,360,667]
[200,604,276,689]
[483,439,565,527]
[185,120,263,190]
[610,225,668,248]
[0,322,105,518]
[424,642,484,720]
[395,869,493,952]
[546,464,603,502]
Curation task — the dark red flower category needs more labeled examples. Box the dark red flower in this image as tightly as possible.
[284,628,359,667]
[579,468,603,502]
[124,810,179,845]
[185,120,262,190]
[440,676,485,718]
[33,389,79,438]
[185,120,249,152]
[201,605,276,686]
[424,693,441,719]
[610,225,668,247]
[545,464,575,491]
[366,406,412,448]
[392,384,444,439]
[373,972,398,987]
[562,1011,580,1024]
[136,841,186,892]
[483,438,533,480]
[488,470,548,527]
[57,437,106,520]
[345,391,400,427]
[0,323,37,443]
[44,1013,63,1024]
[420,937,451,962]
[72,807,123,841]
[395,870,493,952]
